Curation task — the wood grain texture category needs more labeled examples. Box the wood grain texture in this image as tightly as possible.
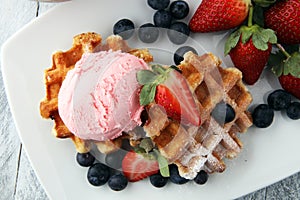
[0,0,299,200]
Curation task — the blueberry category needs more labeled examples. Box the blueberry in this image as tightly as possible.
[211,102,236,125]
[193,170,208,185]
[138,23,159,43]
[113,19,135,40]
[252,104,274,128]
[286,102,300,120]
[105,150,126,170]
[169,1,189,19]
[76,152,95,167]
[174,46,197,65]
[108,174,128,191]
[147,0,170,10]
[150,173,169,188]
[169,164,189,184]
[167,22,190,45]
[153,10,172,28]
[267,89,292,111]
[87,163,110,186]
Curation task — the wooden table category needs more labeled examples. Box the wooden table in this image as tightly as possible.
[0,0,299,199]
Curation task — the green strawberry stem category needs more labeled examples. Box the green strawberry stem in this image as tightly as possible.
[276,43,291,59]
[247,4,254,27]
[224,2,276,55]
[271,44,300,78]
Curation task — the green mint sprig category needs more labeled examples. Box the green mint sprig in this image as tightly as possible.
[137,65,172,106]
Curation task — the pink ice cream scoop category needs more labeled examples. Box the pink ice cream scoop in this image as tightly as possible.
[58,50,149,141]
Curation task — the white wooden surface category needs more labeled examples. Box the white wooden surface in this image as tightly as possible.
[0,0,299,199]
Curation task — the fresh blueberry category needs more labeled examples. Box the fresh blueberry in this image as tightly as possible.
[286,102,300,120]
[267,89,292,111]
[147,0,170,10]
[211,102,236,125]
[169,164,189,184]
[169,1,189,19]
[87,163,110,186]
[153,10,173,28]
[138,23,159,43]
[167,22,190,45]
[193,170,208,185]
[113,19,135,40]
[252,104,274,128]
[108,174,128,191]
[76,152,95,167]
[150,173,169,188]
[174,46,197,65]
[105,150,126,170]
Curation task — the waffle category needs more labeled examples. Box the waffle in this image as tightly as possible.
[144,52,253,179]
[39,32,153,153]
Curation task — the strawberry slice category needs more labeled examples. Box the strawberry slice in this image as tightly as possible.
[155,69,201,125]
[122,151,159,182]
[137,66,201,126]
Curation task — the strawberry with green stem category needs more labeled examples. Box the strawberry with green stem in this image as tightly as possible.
[137,65,201,126]
[225,4,277,85]
[271,44,300,100]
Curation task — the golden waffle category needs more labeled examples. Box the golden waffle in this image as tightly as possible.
[144,52,253,179]
[39,32,153,153]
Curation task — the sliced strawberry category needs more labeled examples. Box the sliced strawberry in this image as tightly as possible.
[122,151,159,182]
[137,66,201,126]
[157,69,201,126]
[155,85,181,122]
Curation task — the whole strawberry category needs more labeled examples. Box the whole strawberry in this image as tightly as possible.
[271,45,300,99]
[225,5,277,85]
[228,37,272,84]
[264,0,300,45]
[189,0,251,32]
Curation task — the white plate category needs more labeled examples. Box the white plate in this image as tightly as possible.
[2,0,300,199]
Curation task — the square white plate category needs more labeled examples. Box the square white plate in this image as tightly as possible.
[2,0,300,199]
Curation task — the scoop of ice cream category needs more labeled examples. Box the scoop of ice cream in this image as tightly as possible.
[58,50,149,141]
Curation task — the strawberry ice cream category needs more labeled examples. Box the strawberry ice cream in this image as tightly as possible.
[58,50,149,141]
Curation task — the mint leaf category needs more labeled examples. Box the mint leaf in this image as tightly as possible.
[152,64,166,74]
[224,30,241,55]
[139,84,157,105]
[154,149,169,177]
[137,70,158,85]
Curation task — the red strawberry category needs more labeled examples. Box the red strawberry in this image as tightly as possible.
[189,0,250,32]
[264,0,300,45]
[137,66,201,126]
[271,45,300,100]
[279,75,300,99]
[229,37,272,85]
[224,5,277,85]
[122,151,159,182]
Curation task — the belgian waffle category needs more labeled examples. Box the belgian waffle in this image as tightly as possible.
[144,52,253,179]
[39,32,153,153]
